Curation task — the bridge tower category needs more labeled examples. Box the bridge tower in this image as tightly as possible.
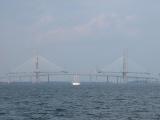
[35,55,40,82]
[123,50,128,82]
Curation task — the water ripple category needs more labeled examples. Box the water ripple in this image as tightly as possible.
[0,83,160,120]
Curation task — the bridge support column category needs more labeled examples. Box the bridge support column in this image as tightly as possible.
[116,77,119,84]
[96,75,98,81]
[48,74,50,83]
[106,75,109,83]
[89,74,92,81]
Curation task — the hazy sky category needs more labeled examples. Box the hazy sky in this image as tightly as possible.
[0,0,160,74]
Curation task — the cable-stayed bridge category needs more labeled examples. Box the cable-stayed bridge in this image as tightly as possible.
[1,54,159,83]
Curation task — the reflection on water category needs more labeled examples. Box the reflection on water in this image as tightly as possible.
[0,82,160,120]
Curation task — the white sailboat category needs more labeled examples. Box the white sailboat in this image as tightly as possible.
[72,74,80,86]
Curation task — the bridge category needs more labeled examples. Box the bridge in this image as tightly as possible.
[0,54,159,83]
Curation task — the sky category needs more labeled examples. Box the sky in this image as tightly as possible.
[0,0,160,74]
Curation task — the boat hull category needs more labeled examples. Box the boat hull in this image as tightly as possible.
[72,82,80,86]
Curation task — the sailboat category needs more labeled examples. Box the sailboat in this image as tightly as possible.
[72,74,80,86]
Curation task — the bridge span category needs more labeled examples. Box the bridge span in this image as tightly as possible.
[0,54,159,83]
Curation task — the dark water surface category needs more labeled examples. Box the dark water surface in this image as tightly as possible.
[0,82,160,120]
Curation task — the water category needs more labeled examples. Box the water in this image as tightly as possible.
[0,82,160,120]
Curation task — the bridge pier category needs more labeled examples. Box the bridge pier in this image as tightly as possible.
[106,75,109,83]
[116,76,119,84]
[96,75,98,81]
[89,74,92,81]
[48,74,50,83]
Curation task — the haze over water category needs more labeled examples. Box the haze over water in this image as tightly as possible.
[0,82,160,120]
